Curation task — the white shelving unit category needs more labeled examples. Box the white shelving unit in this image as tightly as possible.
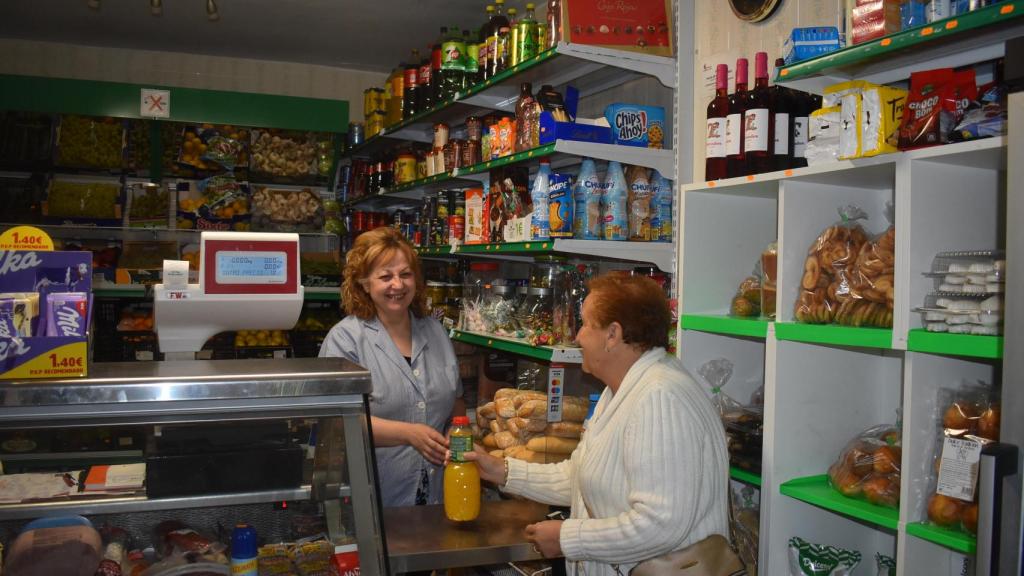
[679,135,1009,575]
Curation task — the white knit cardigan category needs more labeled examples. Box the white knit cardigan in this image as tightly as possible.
[503,348,731,576]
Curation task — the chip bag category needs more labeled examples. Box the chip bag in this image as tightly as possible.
[827,423,902,508]
[788,537,861,576]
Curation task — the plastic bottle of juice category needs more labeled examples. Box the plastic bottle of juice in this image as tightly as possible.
[444,416,481,521]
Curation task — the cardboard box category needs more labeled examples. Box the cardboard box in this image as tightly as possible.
[562,0,674,57]
[465,188,486,245]
[783,27,842,65]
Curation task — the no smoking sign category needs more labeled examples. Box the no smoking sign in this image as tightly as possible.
[141,88,171,118]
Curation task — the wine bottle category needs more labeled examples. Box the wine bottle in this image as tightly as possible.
[726,58,748,178]
[743,51,773,175]
[705,63,729,181]
[772,57,793,171]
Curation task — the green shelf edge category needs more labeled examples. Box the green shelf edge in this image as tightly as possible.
[777,2,1024,84]
[389,172,453,194]
[681,314,768,339]
[775,323,893,349]
[906,521,977,555]
[456,143,557,176]
[304,291,340,301]
[450,330,554,362]
[780,475,899,530]
[729,467,762,487]
[458,241,556,254]
[906,329,1003,359]
[343,48,560,159]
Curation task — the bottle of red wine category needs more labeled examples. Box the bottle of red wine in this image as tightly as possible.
[705,63,729,181]
[772,57,794,171]
[743,51,774,175]
[726,57,748,178]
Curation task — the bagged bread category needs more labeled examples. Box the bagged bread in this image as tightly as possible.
[512,390,548,408]
[545,421,583,438]
[496,396,517,418]
[794,205,870,324]
[526,436,580,455]
[493,431,521,450]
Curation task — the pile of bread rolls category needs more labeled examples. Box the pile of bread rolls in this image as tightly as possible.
[475,388,588,464]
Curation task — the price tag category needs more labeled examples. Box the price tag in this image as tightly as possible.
[936,436,982,502]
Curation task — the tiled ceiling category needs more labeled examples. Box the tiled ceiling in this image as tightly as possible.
[0,0,492,72]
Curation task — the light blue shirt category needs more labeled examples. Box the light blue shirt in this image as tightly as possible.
[319,313,462,506]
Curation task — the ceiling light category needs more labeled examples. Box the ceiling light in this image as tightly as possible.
[150,0,162,16]
[87,0,100,9]
[206,0,220,21]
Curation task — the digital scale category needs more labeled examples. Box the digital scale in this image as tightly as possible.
[154,231,305,359]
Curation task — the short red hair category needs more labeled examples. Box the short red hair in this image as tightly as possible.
[341,227,428,320]
[586,273,670,351]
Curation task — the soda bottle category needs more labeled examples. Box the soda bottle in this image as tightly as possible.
[431,27,447,104]
[439,25,466,101]
[531,159,551,240]
[419,46,433,110]
[230,524,258,576]
[403,49,421,119]
[463,29,479,90]
[488,0,510,77]
[509,7,522,68]
[444,416,481,521]
[498,8,516,73]
[480,5,496,81]
[518,3,540,63]
[546,0,562,49]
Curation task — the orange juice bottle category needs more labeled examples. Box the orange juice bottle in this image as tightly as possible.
[444,416,481,521]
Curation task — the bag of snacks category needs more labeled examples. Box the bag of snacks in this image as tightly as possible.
[788,537,861,576]
[898,68,975,150]
[843,207,895,328]
[876,553,896,576]
[827,423,901,508]
[179,125,249,172]
[794,206,870,324]
[700,359,763,472]
[924,384,999,534]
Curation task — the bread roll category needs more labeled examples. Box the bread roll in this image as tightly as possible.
[482,433,498,449]
[527,436,579,454]
[561,401,588,423]
[516,416,549,432]
[513,390,547,408]
[517,399,547,419]
[489,449,505,458]
[496,397,517,418]
[489,419,503,434]
[478,402,496,419]
[493,431,521,449]
[495,388,518,400]
[506,417,522,436]
[545,421,583,438]
[505,445,547,464]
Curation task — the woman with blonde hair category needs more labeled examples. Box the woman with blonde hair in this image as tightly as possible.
[320,226,464,506]
[465,273,730,575]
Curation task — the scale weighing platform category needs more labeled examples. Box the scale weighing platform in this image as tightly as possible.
[154,231,305,359]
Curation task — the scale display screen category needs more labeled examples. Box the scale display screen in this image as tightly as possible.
[215,251,287,284]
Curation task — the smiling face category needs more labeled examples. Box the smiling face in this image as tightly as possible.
[363,250,416,321]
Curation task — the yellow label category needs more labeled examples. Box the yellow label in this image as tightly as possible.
[0,226,54,251]
[1,341,88,380]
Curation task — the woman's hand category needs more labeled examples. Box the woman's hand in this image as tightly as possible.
[461,444,506,485]
[404,423,448,465]
[525,520,564,558]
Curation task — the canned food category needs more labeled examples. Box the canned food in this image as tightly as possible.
[395,151,418,184]
[367,111,386,138]
[433,123,450,148]
[363,88,381,117]
[348,122,365,147]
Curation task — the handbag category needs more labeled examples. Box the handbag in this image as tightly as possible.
[581,499,747,576]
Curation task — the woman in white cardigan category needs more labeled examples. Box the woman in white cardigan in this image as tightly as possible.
[465,273,731,576]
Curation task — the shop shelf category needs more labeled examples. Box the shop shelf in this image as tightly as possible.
[776,2,1024,94]
[779,475,899,531]
[905,521,977,555]
[680,314,769,339]
[729,466,762,487]
[450,329,582,364]
[424,239,674,270]
[906,328,1003,359]
[774,323,893,349]
[0,484,351,521]
[304,287,341,301]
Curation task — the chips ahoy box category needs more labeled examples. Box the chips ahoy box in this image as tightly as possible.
[0,226,91,379]
[604,104,666,148]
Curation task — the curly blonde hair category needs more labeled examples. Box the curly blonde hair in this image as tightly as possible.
[341,227,428,320]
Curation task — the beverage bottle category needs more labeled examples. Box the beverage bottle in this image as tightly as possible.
[500,8,516,73]
[531,158,551,240]
[489,0,510,77]
[431,27,447,104]
[726,57,749,178]
[547,0,562,49]
[439,25,466,101]
[419,46,433,110]
[514,82,538,152]
[602,161,628,241]
[792,91,820,169]
[387,65,405,126]
[463,30,479,90]
[480,5,496,81]
[230,524,258,576]
[403,49,421,119]
[743,52,773,175]
[518,3,540,63]
[444,416,481,521]
[772,57,793,171]
[650,170,673,242]
[705,63,729,181]
[509,7,522,68]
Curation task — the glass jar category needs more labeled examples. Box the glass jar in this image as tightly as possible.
[460,262,501,330]
[426,281,446,320]
[516,286,554,345]
[631,265,669,297]
[484,284,519,336]
[444,282,462,327]
[529,255,568,289]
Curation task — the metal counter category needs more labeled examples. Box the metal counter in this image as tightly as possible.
[384,500,552,572]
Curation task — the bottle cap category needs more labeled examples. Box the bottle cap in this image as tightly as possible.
[715,64,728,89]
[527,2,535,9]
[452,416,471,426]
[755,52,767,79]
[231,523,257,559]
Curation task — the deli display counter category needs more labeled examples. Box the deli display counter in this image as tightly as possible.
[0,357,389,576]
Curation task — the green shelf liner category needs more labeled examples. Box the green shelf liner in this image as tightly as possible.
[457,241,556,254]
[780,475,899,530]
[389,172,452,194]
[777,2,1024,85]
[729,467,762,487]
[775,323,893,349]
[416,245,455,257]
[906,521,977,555]
[907,329,1003,359]
[304,290,340,301]
[457,143,558,176]
[681,314,769,339]
[450,330,554,362]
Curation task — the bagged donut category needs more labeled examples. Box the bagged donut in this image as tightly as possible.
[794,205,870,324]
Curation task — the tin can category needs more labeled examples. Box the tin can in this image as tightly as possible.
[465,116,484,142]
[433,123,450,148]
[353,210,368,233]
[367,110,386,138]
[231,524,258,576]
[363,87,382,116]
[348,122,365,147]
[395,151,418,184]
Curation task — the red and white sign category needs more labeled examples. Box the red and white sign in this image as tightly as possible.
[141,88,171,119]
